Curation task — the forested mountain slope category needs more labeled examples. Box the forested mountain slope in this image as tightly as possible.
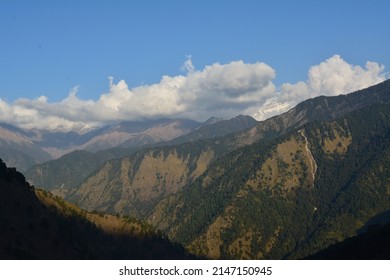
[231,79,390,147]
[24,115,258,196]
[151,102,390,259]
[25,150,115,192]
[67,141,220,218]
[17,79,390,259]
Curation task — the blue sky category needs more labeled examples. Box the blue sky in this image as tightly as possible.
[0,0,389,131]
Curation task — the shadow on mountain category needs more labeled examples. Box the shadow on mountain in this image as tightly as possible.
[357,210,390,234]
[0,158,191,260]
[306,222,390,259]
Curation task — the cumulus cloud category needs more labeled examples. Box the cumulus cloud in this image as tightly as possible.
[178,60,276,119]
[0,59,276,131]
[252,55,388,120]
[0,55,387,131]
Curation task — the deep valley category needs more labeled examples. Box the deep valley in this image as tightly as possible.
[2,80,390,259]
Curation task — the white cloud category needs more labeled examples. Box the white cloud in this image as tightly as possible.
[178,60,276,118]
[252,55,388,120]
[0,59,276,131]
[0,55,387,131]
[307,55,385,96]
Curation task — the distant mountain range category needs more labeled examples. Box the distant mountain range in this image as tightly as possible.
[2,79,390,259]
[0,115,258,172]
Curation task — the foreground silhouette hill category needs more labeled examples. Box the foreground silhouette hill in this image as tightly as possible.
[0,159,190,259]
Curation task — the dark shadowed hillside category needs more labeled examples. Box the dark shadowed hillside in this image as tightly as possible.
[306,222,390,259]
[0,159,190,259]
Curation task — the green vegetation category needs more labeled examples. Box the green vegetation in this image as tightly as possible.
[151,102,390,259]
[7,79,390,259]
[25,150,115,190]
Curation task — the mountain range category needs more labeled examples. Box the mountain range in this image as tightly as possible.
[0,115,257,173]
[48,79,390,259]
[1,79,390,259]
